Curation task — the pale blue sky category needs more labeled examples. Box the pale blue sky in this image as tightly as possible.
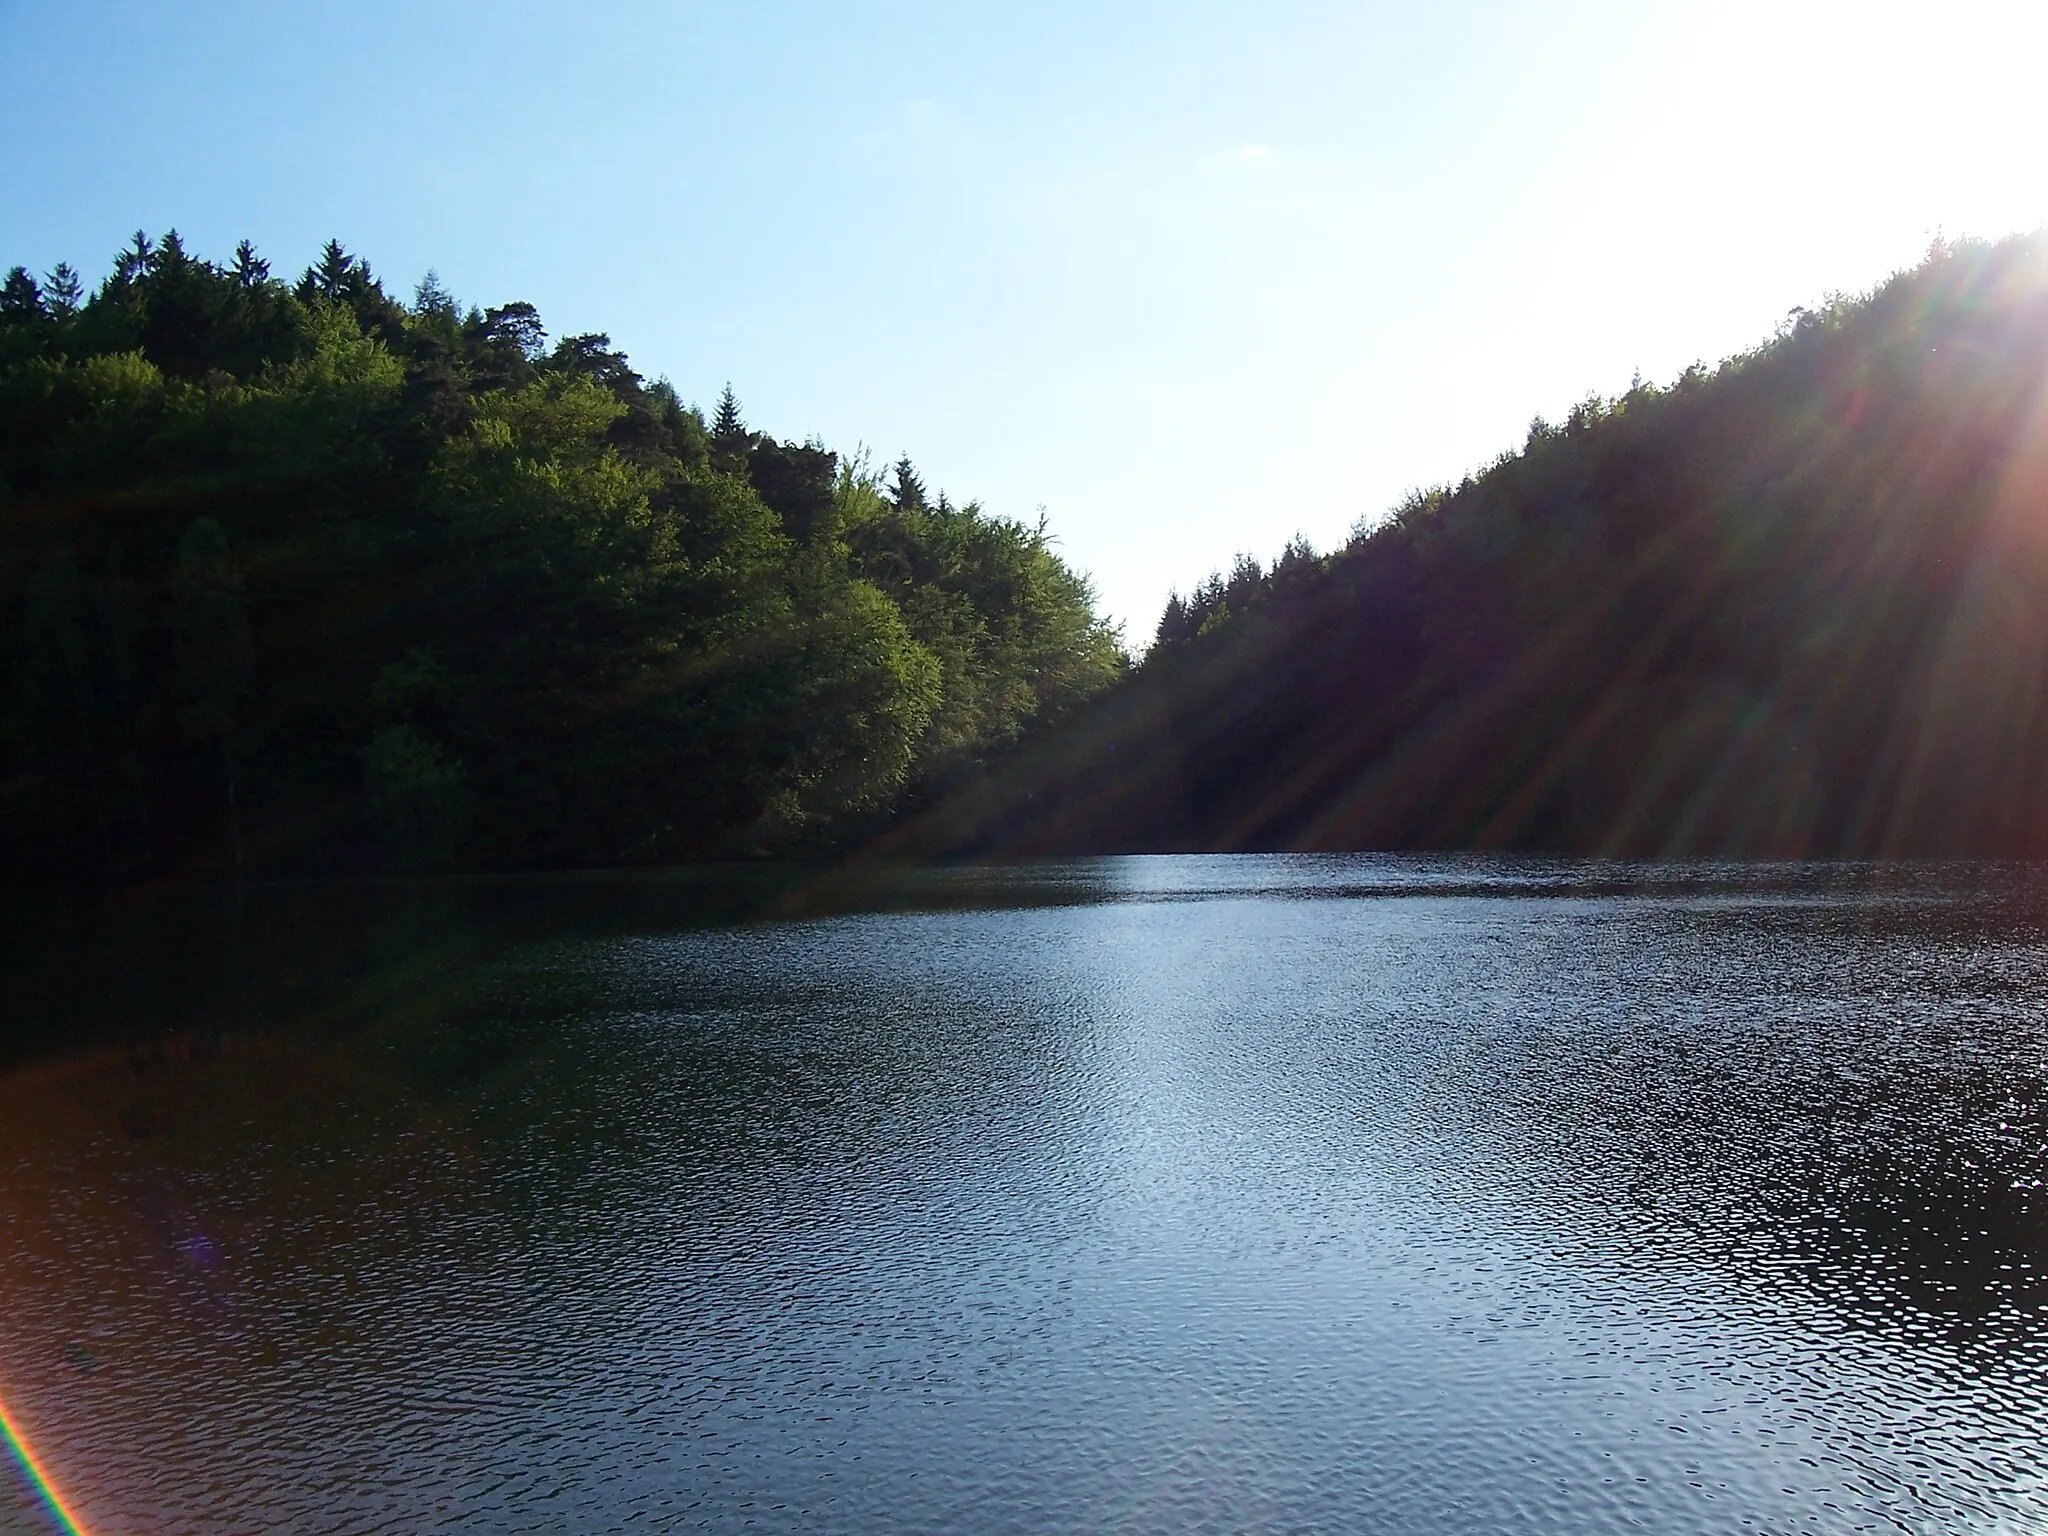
[4,0,2045,636]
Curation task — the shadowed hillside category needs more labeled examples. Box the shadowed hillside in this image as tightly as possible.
[897,233,2048,858]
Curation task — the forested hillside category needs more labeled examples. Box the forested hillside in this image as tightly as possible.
[15,229,2048,882]
[903,233,2048,858]
[0,235,1122,884]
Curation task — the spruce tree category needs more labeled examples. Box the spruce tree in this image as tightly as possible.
[43,262,83,318]
[713,383,744,444]
[231,240,270,288]
[300,238,354,302]
[889,455,926,511]
[150,229,190,276]
[0,267,44,323]
[711,383,748,470]
[1155,592,1191,649]
[413,269,454,316]
[115,230,153,284]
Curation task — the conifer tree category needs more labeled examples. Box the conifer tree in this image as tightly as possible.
[150,228,190,276]
[478,301,545,356]
[231,240,270,288]
[0,267,44,323]
[300,238,354,302]
[413,269,454,316]
[711,383,748,470]
[42,262,83,317]
[890,455,926,511]
[713,383,745,444]
[115,230,153,283]
[1155,592,1191,648]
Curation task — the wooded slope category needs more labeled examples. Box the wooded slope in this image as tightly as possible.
[914,234,2048,858]
[0,236,1123,883]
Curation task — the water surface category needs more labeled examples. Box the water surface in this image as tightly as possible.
[4,856,2048,1533]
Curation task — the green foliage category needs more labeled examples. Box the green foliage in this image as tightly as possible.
[363,725,473,868]
[0,230,1123,883]
[169,516,251,750]
[840,457,1125,784]
[769,579,943,827]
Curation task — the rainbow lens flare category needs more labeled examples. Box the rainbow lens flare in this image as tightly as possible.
[0,1392,93,1536]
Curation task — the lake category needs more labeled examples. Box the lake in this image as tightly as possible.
[4,856,2047,1533]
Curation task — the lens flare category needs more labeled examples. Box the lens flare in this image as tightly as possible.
[0,1392,93,1536]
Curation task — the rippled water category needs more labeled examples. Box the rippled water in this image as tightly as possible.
[5,856,2048,1533]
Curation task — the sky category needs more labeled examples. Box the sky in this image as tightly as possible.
[3,0,2046,639]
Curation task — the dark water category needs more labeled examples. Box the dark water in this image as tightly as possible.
[5,856,2048,1533]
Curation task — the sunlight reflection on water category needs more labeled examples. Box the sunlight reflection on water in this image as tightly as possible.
[4,856,2048,1533]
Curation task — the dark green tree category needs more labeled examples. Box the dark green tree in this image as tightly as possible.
[42,262,83,318]
[170,517,253,871]
[412,269,454,316]
[299,238,355,303]
[465,301,545,390]
[231,240,269,288]
[889,455,926,512]
[1,267,44,323]
[712,382,743,439]
[710,382,748,471]
[114,229,153,283]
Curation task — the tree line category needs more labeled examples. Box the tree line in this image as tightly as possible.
[889,232,2048,859]
[0,233,1123,884]
[16,227,2048,881]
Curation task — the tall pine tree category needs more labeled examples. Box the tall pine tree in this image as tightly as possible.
[231,240,270,288]
[42,262,82,317]
[889,455,926,512]
[114,230,154,284]
[711,383,747,470]
[0,268,44,323]
[299,238,354,302]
